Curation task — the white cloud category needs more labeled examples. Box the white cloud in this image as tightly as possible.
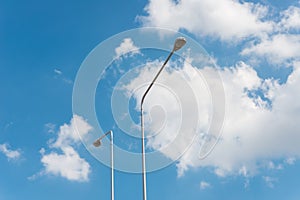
[241,34,300,64]
[200,181,211,190]
[0,143,21,161]
[266,161,283,170]
[123,57,300,178]
[239,165,249,177]
[53,68,73,84]
[285,157,296,165]
[27,171,44,181]
[54,69,62,75]
[239,5,300,65]
[45,123,56,134]
[263,176,278,188]
[114,38,141,59]
[138,0,273,41]
[34,115,92,182]
[280,6,300,31]
[40,147,90,182]
[214,168,227,178]
[51,115,92,148]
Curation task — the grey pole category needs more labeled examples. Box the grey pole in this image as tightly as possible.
[110,131,114,200]
[93,130,114,200]
[140,37,186,200]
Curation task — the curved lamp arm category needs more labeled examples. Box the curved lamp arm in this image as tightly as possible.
[140,37,187,108]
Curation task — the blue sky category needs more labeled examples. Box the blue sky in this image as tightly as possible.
[1,0,300,199]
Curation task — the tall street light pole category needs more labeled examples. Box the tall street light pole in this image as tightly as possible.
[93,130,114,200]
[140,37,187,200]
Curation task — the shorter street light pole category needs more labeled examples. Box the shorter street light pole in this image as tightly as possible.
[93,130,114,200]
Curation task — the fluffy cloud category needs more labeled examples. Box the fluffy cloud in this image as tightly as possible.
[0,143,21,161]
[285,157,296,165]
[263,176,278,188]
[40,147,90,182]
[139,1,300,66]
[36,115,92,182]
[114,38,141,59]
[51,115,92,148]
[179,61,300,176]
[123,57,300,177]
[138,0,273,41]
[241,34,300,64]
[200,181,211,190]
[240,5,300,65]
[280,6,300,31]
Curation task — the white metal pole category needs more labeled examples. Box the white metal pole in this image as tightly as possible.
[141,106,147,200]
[110,131,114,200]
[140,37,186,200]
[140,50,174,200]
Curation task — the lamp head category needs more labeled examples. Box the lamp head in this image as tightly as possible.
[93,139,101,147]
[173,37,186,51]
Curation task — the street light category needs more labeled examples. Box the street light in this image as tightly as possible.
[140,37,186,200]
[93,130,114,200]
